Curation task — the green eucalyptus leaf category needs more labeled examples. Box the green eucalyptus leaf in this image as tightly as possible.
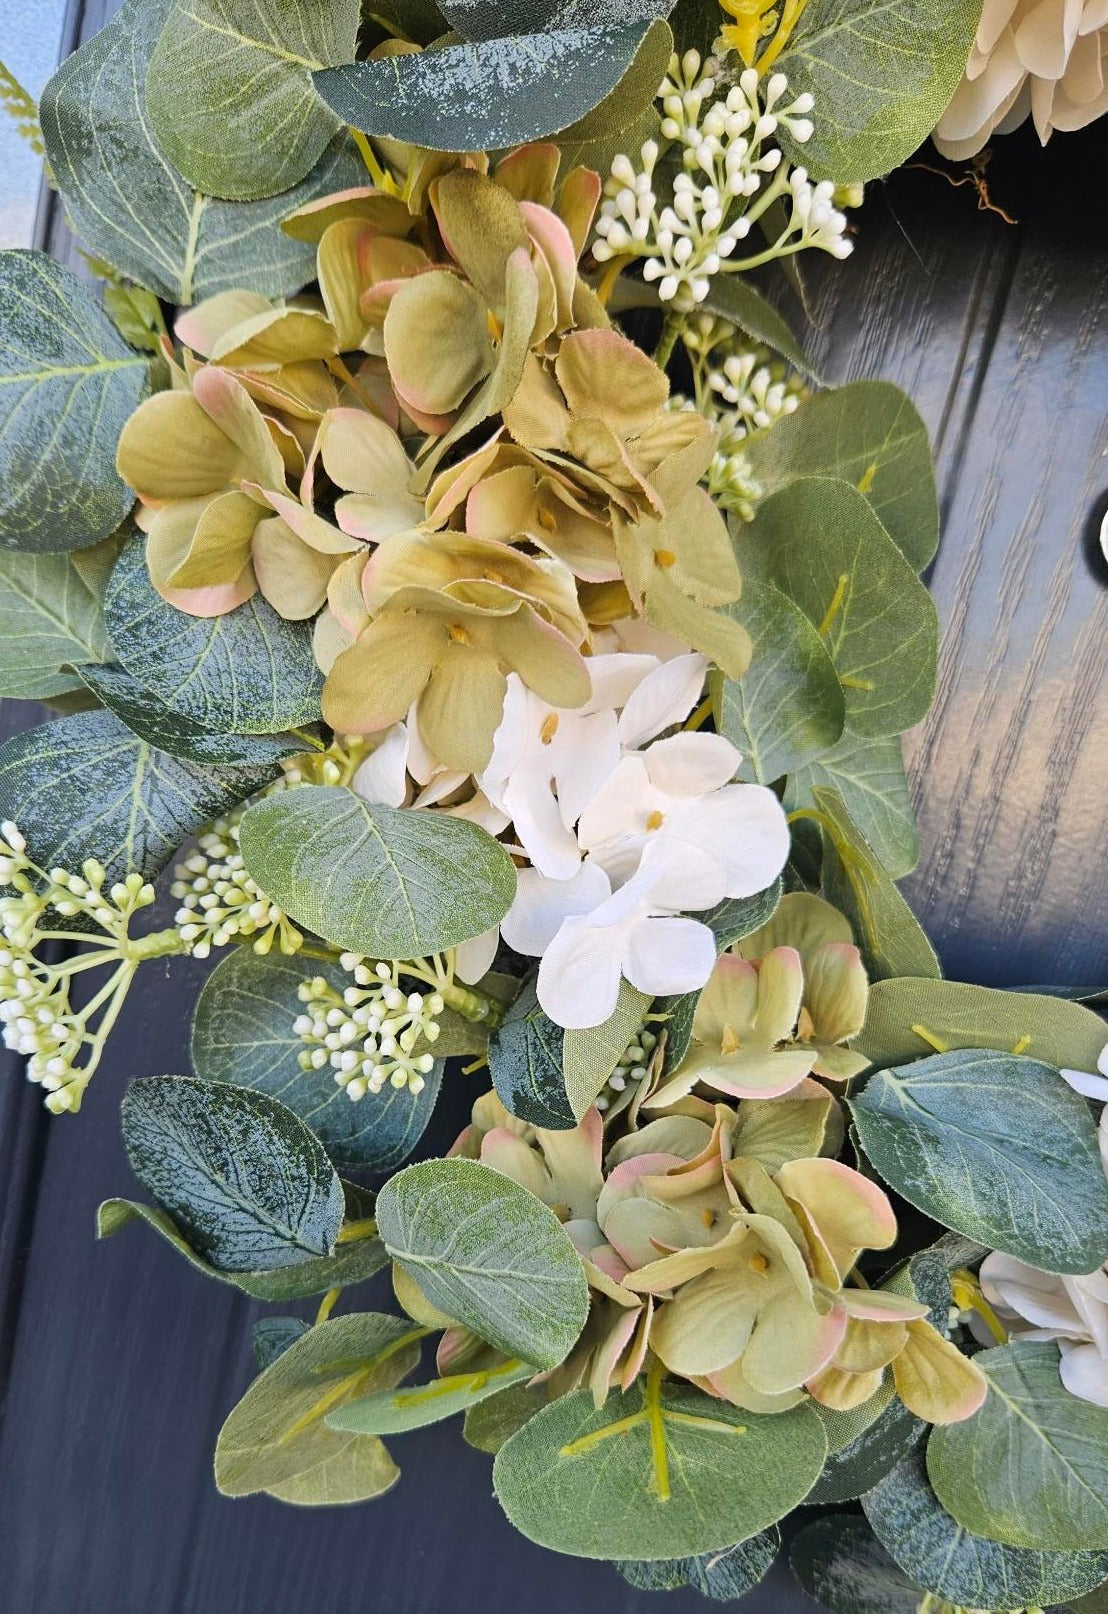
[190,948,442,1173]
[785,732,918,879]
[0,549,111,699]
[98,1182,388,1300]
[0,708,272,882]
[849,1050,1108,1274]
[864,1451,1108,1608]
[121,1075,344,1271]
[327,1357,534,1435]
[857,977,1108,1074]
[41,0,364,304]
[0,250,149,554]
[488,976,576,1130]
[789,1515,927,1614]
[215,1313,422,1502]
[927,1341,1108,1553]
[437,0,675,37]
[743,382,939,570]
[563,979,651,1121]
[493,1383,827,1559]
[743,476,938,738]
[776,0,983,183]
[814,785,940,982]
[238,784,517,958]
[147,0,360,202]
[615,1527,780,1599]
[375,1158,589,1369]
[79,663,307,767]
[105,535,323,735]
[463,1380,548,1453]
[717,577,845,784]
[252,1316,310,1371]
[700,275,814,377]
[313,21,666,153]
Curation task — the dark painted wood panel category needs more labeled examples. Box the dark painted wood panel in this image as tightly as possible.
[0,7,1105,1608]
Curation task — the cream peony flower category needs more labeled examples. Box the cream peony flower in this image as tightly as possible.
[935,0,1108,158]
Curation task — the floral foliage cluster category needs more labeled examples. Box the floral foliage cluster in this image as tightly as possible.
[0,1,1106,1611]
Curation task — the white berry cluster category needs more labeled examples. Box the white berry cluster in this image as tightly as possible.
[172,803,303,959]
[595,1024,661,1115]
[294,957,444,1101]
[0,822,162,1113]
[593,53,853,310]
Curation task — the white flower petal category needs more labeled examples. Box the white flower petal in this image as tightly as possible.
[584,652,660,714]
[351,725,409,808]
[501,862,611,957]
[537,914,626,1028]
[678,784,791,897]
[642,731,741,796]
[1058,1338,1108,1405]
[505,765,582,880]
[617,652,709,749]
[623,914,718,997]
[1060,1062,1108,1103]
[455,926,500,985]
[577,755,652,851]
[549,710,621,828]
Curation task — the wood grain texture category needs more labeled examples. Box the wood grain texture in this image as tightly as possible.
[0,5,1105,1606]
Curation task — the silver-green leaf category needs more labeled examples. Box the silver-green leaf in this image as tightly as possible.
[0,548,111,699]
[927,1341,1108,1553]
[146,0,360,202]
[40,0,365,304]
[375,1157,589,1369]
[849,1050,1108,1274]
[238,784,517,958]
[79,663,307,767]
[0,708,273,881]
[789,1515,928,1614]
[0,250,148,554]
[327,1358,535,1436]
[785,731,918,878]
[105,534,323,735]
[615,1527,781,1600]
[121,1075,344,1271]
[864,1452,1108,1608]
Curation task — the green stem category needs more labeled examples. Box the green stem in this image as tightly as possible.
[653,310,684,370]
[126,926,190,964]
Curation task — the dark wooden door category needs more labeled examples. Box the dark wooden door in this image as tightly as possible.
[1,4,1105,1610]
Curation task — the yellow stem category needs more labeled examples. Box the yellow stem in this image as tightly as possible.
[757,0,811,71]
[645,1358,671,1503]
[817,572,850,637]
[314,1287,342,1325]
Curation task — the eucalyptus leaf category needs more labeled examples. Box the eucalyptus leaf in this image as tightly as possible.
[238,785,517,959]
[121,1075,344,1272]
[814,785,940,982]
[864,1452,1108,1609]
[857,977,1108,1074]
[215,1313,422,1503]
[717,578,845,784]
[105,535,323,735]
[743,382,939,570]
[493,1383,826,1559]
[437,0,675,35]
[252,1316,310,1371]
[313,21,667,153]
[375,1158,589,1369]
[327,1357,534,1435]
[488,976,576,1130]
[190,948,442,1172]
[98,1183,387,1300]
[700,275,814,377]
[785,733,918,880]
[0,549,111,699]
[614,1527,780,1600]
[849,1050,1108,1274]
[0,251,148,554]
[0,709,272,882]
[41,0,364,304]
[563,979,651,1121]
[927,1341,1108,1553]
[79,663,307,768]
[744,477,938,738]
[147,0,360,202]
[776,0,983,183]
[789,1516,928,1614]
[463,1380,549,1454]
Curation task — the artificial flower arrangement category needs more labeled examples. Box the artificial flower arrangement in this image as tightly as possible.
[1,0,1106,1610]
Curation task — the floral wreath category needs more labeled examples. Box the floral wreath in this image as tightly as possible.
[1,1,1107,1610]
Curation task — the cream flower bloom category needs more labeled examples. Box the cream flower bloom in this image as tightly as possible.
[935,0,1108,158]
